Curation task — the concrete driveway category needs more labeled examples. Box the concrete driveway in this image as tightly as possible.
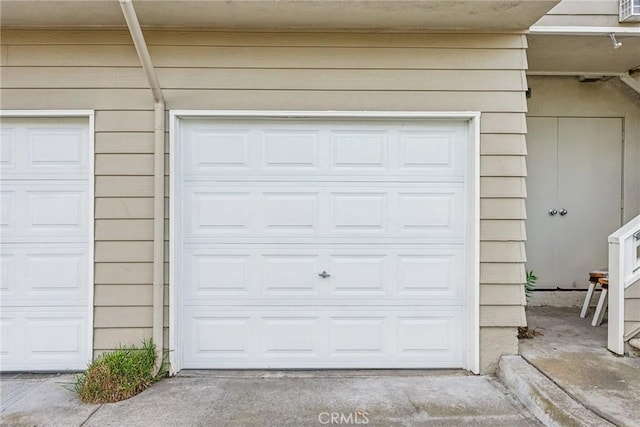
[1,370,542,426]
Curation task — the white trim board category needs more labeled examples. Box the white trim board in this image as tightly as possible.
[0,110,95,370]
[169,110,481,374]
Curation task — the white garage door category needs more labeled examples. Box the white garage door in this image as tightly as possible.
[175,117,470,369]
[0,117,91,371]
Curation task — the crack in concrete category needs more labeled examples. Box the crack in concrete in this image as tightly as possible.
[405,393,423,414]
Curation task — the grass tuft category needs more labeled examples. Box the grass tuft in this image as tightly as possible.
[519,270,540,339]
[75,339,164,403]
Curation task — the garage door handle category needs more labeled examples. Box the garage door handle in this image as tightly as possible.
[318,271,331,279]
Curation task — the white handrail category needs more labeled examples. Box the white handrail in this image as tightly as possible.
[608,214,640,355]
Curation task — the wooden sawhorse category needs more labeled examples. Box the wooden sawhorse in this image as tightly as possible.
[580,270,609,326]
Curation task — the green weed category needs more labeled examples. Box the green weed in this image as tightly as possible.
[525,270,537,301]
[75,339,164,403]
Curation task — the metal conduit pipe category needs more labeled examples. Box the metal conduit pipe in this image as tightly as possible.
[119,0,165,372]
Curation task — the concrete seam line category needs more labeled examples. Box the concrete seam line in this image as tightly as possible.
[79,404,102,427]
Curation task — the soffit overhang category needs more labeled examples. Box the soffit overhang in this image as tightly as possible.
[527,34,640,74]
[0,0,560,31]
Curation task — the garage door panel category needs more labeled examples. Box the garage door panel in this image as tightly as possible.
[1,245,89,305]
[399,130,457,171]
[0,317,16,362]
[189,129,251,170]
[28,191,85,231]
[27,127,87,170]
[264,130,319,169]
[189,254,252,296]
[182,309,462,368]
[263,192,318,233]
[330,255,387,295]
[331,192,386,232]
[1,307,89,371]
[332,130,386,169]
[26,316,84,356]
[397,255,460,296]
[329,316,389,359]
[26,252,87,299]
[397,316,457,354]
[0,127,17,170]
[262,255,321,296]
[0,254,15,296]
[1,122,89,179]
[183,246,464,303]
[178,117,469,369]
[0,192,15,233]
[1,182,88,242]
[190,191,251,234]
[260,316,322,359]
[184,184,465,239]
[191,316,252,359]
[398,192,460,233]
[182,120,466,178]
[0,119,90,372]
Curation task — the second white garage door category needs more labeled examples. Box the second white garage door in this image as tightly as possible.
[174,116,471,369]
[1,117,91,371]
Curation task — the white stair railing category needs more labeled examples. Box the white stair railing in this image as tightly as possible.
[608,214,640,355]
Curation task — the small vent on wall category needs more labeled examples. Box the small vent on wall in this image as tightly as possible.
[620,0,640,22]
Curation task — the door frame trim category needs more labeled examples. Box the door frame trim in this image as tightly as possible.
[0,109,95,370]
[169,110,481,374]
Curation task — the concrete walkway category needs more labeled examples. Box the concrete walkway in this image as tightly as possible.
[518,306,640,427]
[0,373,99,426]
[5,307,638,426]
[1,370,542,426]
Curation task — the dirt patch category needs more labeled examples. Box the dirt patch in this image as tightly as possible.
[518,327,543,339]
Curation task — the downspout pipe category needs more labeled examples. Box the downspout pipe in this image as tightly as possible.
[119,0,165,372]
[120,0,163,104]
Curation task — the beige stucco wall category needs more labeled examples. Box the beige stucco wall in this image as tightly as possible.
[527,75,640,336]
[0,29,529,373]
[527,76,640,222]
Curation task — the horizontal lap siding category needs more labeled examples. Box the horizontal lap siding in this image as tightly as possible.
[0,30,528,363]
[4,68,527,91]
[6,46,527,69]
